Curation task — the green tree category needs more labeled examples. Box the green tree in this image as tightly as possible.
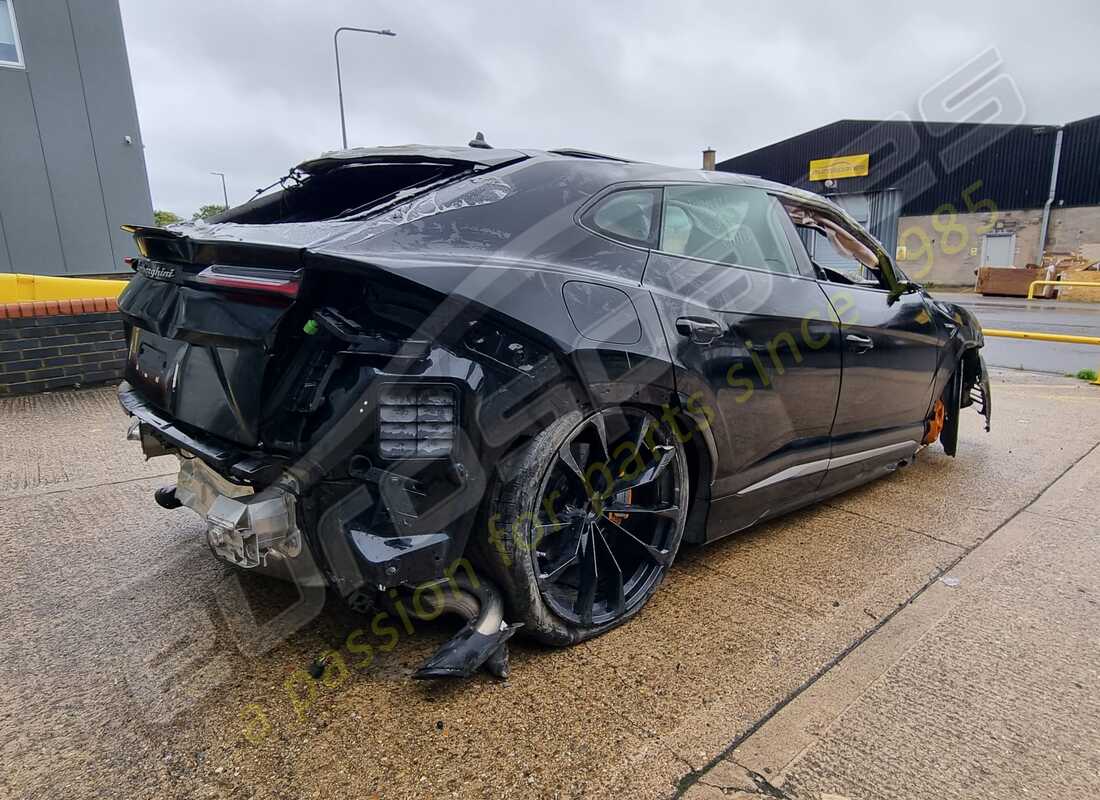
[192,204,228,221]
[154,209,183,227]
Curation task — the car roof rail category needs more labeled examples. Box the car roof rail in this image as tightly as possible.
[548,148,632,162]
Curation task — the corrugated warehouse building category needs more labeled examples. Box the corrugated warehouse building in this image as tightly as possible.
[715,116,1100,287]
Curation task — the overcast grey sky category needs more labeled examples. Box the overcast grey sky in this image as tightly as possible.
[118,0,1100,216]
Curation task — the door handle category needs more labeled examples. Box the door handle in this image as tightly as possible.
[845,333,874,353]
[676,316,725,344]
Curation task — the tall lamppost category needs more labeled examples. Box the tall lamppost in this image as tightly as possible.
[334,26,396,149]
[210,171,229,208]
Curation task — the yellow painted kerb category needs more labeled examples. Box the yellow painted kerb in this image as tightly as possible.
[0,273,128,303]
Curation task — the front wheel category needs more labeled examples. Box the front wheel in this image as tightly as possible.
[476,407,690,645]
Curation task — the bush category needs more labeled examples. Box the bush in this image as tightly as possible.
[153,210,182,226]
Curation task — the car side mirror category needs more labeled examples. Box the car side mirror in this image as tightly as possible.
[887,280,921,305]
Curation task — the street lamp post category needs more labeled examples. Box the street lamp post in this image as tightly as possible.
[210,171,229,208]
[334,26,396,150]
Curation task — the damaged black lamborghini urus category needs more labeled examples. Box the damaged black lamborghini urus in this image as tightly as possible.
[118,144,991,677]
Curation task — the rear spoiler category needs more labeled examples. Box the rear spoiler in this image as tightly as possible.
[120,224,305,269]
[121,224,185,238]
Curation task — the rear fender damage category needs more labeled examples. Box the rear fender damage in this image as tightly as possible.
[118,160,682,679]
[153,447,520,680]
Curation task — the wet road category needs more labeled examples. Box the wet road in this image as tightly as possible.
[3,372,1100,799]
[936,292,1100,375]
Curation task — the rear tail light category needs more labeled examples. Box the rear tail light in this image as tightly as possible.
[194,265,302,298]
[378,385,457,459]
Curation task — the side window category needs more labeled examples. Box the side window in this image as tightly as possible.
[0,1,22,68]
[584,188,660,248]
[659,185,800,276]
[798,227,871,283]
[785,204,886,288]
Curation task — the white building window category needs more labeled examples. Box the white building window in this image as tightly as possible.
[0,0,24,69]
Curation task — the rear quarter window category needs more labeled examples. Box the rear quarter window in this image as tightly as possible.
[583,188,661,248]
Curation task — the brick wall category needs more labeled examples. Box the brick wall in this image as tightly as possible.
[0,298,126,397]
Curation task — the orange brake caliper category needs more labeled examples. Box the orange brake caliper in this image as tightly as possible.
[607,488,632,525]
[923,399,946,444]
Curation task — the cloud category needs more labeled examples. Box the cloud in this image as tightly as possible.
[119,0,1100,215]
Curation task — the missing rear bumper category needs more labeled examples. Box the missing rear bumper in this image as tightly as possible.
[173,456,302,569]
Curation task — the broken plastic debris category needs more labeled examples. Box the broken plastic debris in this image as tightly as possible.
[940,576,961,588]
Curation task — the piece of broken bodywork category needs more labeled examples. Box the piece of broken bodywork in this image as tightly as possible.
[411,574,520,680]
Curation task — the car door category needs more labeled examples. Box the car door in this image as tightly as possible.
[640,182,843,540]
[786,203,941,494]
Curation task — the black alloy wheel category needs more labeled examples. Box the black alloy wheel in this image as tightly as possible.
[530,408,688,628]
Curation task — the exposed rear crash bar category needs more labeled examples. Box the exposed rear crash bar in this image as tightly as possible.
[118,381,286,484]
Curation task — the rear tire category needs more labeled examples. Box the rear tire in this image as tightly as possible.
[474,407,689,645]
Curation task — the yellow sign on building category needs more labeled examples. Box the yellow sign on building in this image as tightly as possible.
[809,153,870,181]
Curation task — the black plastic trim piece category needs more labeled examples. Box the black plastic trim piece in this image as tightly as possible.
[118,382,284,482]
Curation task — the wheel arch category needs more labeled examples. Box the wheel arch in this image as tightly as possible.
[482,387,716,544]
[617,394,716,547]
[677,419,714,545]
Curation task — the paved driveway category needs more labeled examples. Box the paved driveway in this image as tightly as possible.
[2,370,1098,799]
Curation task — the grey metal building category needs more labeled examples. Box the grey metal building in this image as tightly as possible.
[0,0,151,276]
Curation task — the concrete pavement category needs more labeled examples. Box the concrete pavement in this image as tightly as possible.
[682,443,1100,799]
[1,370,1099,799]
